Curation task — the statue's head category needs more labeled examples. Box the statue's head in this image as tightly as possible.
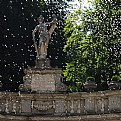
[38,15,44,23]
[52,14,56,19]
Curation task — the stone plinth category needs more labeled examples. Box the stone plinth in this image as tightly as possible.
[35,57,50,68]
[20,68,67,92]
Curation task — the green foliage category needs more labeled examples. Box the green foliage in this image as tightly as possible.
[64,0,121,91]
[86,77,95,82]
[111,75,120,82]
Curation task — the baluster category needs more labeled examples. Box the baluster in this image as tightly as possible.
[40,101,42,110]
[5,99,9,113]
[77,100,81,114]
[53,100,55,109]
[31,100,34,109]
[18,100,22,113]
[70,99,74,113]
[12,100,16,114]
[65,100,68,114]
[0,101,5,112]
[104,97,109,113]
[0,101,2,112]
[101,98,104,113]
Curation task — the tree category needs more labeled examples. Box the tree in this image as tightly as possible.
[64,0,121,91]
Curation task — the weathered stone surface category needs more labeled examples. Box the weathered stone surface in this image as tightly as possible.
[0,90,121,121]
[95,98,104,114]
[0,99,5,112]
[21,100,31,113]
[21,68,67,92]
[55,100,66,115]
[35,57,50,68]
[31,100,55,115]
[0,113,121,121]
[108,96,121,112]
[85,97,95,114]
[31,74,55,92]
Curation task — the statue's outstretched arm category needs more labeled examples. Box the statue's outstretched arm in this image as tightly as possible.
[46,22,51,25]
[46,15,57,26]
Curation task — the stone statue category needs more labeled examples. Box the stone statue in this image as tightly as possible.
[32,15,57,59]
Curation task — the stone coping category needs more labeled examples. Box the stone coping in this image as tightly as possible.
[24,68,62,74]
[0,90,121,99]
[0,113,121,121]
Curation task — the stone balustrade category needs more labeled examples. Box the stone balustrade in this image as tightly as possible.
[0,90,121,116]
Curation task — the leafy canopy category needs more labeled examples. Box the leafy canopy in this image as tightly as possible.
[64,0,121,91]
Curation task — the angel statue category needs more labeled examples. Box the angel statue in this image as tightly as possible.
[32,14,57,59]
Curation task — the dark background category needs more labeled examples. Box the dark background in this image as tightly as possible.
[0,0,67,91]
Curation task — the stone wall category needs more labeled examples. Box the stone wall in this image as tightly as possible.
[0,90,121,121]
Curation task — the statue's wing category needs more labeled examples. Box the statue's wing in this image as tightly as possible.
[45,23,57,46]
[48,23,57,38]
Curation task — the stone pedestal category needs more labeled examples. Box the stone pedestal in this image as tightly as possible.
[20,68,67,92]
[19,57,67,92]
[35,57,50,68]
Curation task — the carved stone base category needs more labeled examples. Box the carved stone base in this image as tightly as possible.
[19,68,67,92]
[35,57,50,68]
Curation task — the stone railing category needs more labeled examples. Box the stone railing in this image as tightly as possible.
[0,90,121,116]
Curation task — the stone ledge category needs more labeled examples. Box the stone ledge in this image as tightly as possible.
[24,68,62,75]
[1,90,121,98]
[0,113,121,121]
